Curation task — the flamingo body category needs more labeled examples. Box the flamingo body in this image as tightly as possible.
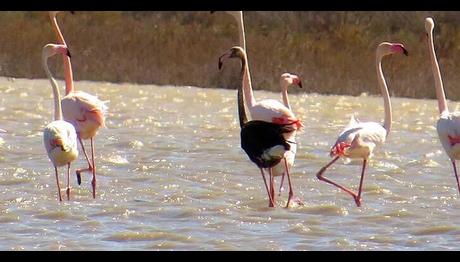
[437,112,460,160]
[332,116,386,159]
[44,120,78,167]
[61,91,107,140]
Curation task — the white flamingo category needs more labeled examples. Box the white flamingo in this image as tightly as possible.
[425,17,460,194]
[215,11,303,205]
[42,44,78,202]
[49,11,107,199]
[315,42,408,207]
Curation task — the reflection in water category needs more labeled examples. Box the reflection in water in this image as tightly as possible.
[0,77,460,250]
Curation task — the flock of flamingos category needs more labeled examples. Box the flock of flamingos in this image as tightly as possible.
[22,11,460,208]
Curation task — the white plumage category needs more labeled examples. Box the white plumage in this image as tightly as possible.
[42,43,78,202]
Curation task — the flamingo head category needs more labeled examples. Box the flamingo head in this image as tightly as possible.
[49,11,74,18]
[42,44,71,60]
[218,46,245,70]
[280,73,303,90]
[378,42,408,57]
[425,17,434,34]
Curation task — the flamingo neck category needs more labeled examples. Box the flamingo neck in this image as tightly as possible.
[427,29,448,114]
[237,54,248,127]
[234,12,255,109]
[280,83,291,110]
[235,12,246,51]
[376,53,392,134]
[43,56,63,121]
[50,13,74,95]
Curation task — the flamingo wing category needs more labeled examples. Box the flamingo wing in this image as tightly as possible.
[62,91,108,127]
[251,99,303,130]
[437,111,460,159]
[331,121,386,158]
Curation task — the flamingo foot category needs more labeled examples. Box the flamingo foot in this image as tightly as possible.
[66,187,70,201]
[75,165,93,185]
[354,196,362,207]
[91,178,96,199]
[76,172,82,185]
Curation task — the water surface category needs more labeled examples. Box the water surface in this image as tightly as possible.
[0,77,459,250]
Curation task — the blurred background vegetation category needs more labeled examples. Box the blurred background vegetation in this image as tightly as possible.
[1,11,460,99]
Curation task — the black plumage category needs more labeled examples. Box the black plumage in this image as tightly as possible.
[241,120,294,168]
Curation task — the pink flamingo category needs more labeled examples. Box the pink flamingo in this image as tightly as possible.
[49,11,107,199]
[42,43,78,202]
[215,11,303,206]
[315,42,408,207]
[425,17,460,194]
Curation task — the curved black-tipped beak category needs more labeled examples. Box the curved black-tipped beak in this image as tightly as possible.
[66,49,71,58]
[210,11,215,14]
[218,52,228,70]
[297,81,303,89]
[218,60,223,70]
[402,47,408,56]
[70,11,75,14]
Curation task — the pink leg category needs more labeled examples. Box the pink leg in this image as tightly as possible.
[66,163,71,201]
[54,166,62,202]
[316,156,360,204]
[268,168,275,207]
[90,138,97,199]
[354,159,367,207]
[452,161,460,195]
[76,137,93,185]
[284,158,295,208]
[260,168,274,207]
[278,171,286,196]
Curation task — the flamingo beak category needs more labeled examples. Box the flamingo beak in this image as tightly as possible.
[70,11,75,14]
[66,49,71,58]
[218,59,223,70]
[297,80,303,89]
[218,52,230,70]
[402,47,408,56]
[210,11,215,14]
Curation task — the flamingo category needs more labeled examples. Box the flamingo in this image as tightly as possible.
[315,42,408,207]
[425,17,460,195]
[42,43,78,202]
[219,46,296,207]
[214,11,303,204]
[49,11,107,199]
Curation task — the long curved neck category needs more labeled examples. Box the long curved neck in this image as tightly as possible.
[50,13,74,95]
[427,29,448,114]
[237,54,249,127]
[376,53,392,134]
[43,56,63,121]
[281,84,291,110]
[234,12,255,109]
[235,12,246,51]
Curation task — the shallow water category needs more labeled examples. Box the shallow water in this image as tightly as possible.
[0,77,460,250]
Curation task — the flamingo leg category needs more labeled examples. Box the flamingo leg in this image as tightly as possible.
[316,156,360,204]
[284,157,294,208]
[278,171,286,196]
[268,167,275,207]
[66,163,71,201]
[90,138,97,199]
[54,166,62,202]
[452,161,460,195]
[76,137,93,185]
[354,159,367,207]
[260,168,274,207]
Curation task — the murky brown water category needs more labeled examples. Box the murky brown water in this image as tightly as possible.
[0,77,460,250]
